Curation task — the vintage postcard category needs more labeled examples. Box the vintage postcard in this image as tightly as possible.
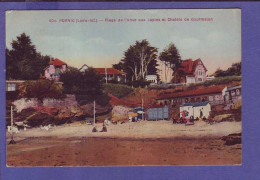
[5,9,241,166]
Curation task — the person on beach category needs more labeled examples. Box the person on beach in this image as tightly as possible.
[182,110,186,123]
[92,126,97,132]
[101,123,107,132]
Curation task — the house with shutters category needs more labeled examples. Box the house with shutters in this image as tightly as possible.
[173,58,207,84]
[44,58,67,82]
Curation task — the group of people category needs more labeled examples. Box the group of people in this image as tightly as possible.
[92,123,108,132]
[172,108,214,125]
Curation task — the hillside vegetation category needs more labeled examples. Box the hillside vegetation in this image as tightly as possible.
[187,76,241,90]
[103,83,133,98]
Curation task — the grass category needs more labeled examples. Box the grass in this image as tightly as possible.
[187,76,241,90]
[103,83,134,98]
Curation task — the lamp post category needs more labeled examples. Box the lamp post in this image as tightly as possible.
[142,98,144,121]
[92,100,97,132]
[105,68,108,84]
[9,106,16,145]
[94,100,96,126]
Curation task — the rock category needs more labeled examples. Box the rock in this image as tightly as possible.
[25,112,53,127]
[213,114,234,122]
[75,111,84,118]
[80,103,111,117]
[111,106,131,122]
[34,107,59,116]
[9,102,111,127]
[222,133,241,145]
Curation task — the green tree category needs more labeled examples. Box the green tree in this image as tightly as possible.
[60,67,103,102]
[112,62,124,71]
[214,62,241,77]
[159,43,181,82]
[6,33,50,80]
[18,79,64,104]
[115,39,159,82]
[226,62,241,76]
[214,68,226,77]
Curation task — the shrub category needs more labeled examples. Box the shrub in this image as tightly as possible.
[18,79,64,103]
[127,80,150,88]
[103,83,133,98]
[76,93,111,106]
[60,67,103,101]
[6,91,19,100]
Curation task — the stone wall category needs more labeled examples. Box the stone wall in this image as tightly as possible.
[13,94,78,112]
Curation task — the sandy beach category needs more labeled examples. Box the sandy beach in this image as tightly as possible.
[6,120,242,166]
[7,120,241,140]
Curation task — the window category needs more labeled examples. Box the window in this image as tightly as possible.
[209,96,213,101]
[225,92,230,101]
[215,95,219,100]
[198,78,202,82]
[231,90,235,97]
[7,83,16,91]
[197,70,202,76]
[236,89,240,95]
[55,68,61,74]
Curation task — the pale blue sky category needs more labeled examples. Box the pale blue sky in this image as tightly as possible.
[6,9,241,80]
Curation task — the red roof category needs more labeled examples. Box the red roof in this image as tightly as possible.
[176,58,207,75]
[94,68,125,75]
[157,86,224,100]
[50,58,67,66]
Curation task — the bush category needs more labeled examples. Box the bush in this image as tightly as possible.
[76,93,111,106]
[18,79,64,103]
[60,67,103,101]
[103,83,133,98]
[6,91,19,100]
[127,80,150,88]
[215,62,241,77]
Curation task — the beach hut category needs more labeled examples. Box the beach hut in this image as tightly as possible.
[193,101,211,119]
[179,101,211,119]
[180,102,194,118]
[148,106,169,121]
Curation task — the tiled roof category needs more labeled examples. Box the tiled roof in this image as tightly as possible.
[181,101,209,107]
[181,102,194,107]
[50,58,67,66]
[157,86,225,100]
[94,68,125,75]
[193,101,209,107]
[227,85,242,91]
[176,58,207,75]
